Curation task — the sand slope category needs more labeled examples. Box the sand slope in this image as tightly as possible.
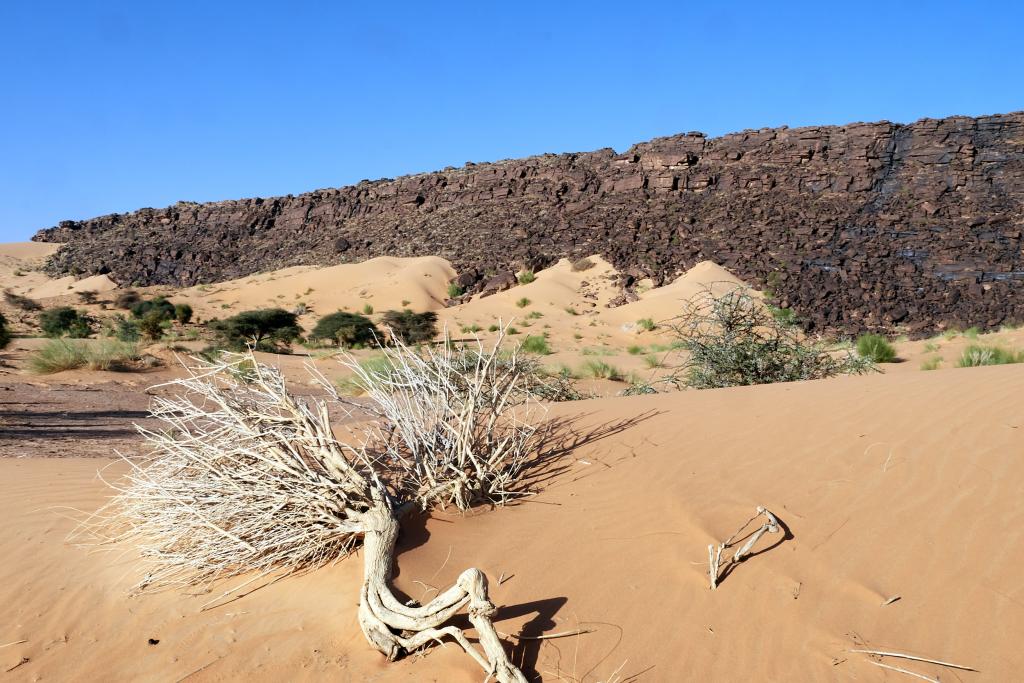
[2,365,1022,681]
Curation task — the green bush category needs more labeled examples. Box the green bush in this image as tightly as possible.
[856,333,897,363]
[636,318,656,332]
[39,306,94,338]
[115,290,142,309]
[362,303,374,315]
[131,296,175,321]
[520,335,551,355]
[211,308,303,352]
[668,287,875,389]
[380,309,438,345]
[627,345,645,355]
[447,283,465,298]
[0,312,10,349]
[114,315,142,342]
[309,311,381,348]
[517,270,536,284]
[174,303,194,325]
[139,311,168,341]
[956,345,1024,367]
[768,305,798,327]
[516,297,531,308]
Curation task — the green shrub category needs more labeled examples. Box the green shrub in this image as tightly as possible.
[643,354,664,369]
[516,297,531,308]
[526,310,543,319]
[768,305,797,327]
[309,311,381,348]
[131,296,175,321]
[211,308,303,352]
[636,318,656,332]
[924,341,940,352]
[174,303,194,325]
[956,345,1024,367]
[582,360,622,380]
[3,290,41,311]
[460,324,483,334]
[139,311,168,341]
[487,324,500,332]
[113,315,141,342]
[39,307,94,338]
[964,326,980,339]
[85,340,143,371]
[921,357,942,371]
[447,283,465,298]
[627,345,645,355]
[362,303,374,315]
[380,309,438,345]
[668,287,875,389]
[520,335,551,355]
[856,333,897,363]
[506,327,519,335]
[517,270,536,285]
[0,312,10,349]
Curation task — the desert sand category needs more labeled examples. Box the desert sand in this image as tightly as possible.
[3,245,1024,681]
[2,364,1022,680]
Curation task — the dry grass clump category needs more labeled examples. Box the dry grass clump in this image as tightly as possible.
[28,339,145,374]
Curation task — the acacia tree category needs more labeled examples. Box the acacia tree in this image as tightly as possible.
[82,331,542,682]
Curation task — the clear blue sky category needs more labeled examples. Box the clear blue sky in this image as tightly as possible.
[2,1,1022,241]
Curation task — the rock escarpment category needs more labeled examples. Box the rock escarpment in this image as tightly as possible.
[35,112,1024,335]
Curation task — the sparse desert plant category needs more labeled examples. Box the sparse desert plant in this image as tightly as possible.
[77,290,99,304]
[516,297,531,308]
[856,333,897,363]
[309,311,381,348]
[571,257,595,272]
[380,309,438,345]
[520,334,551,355]
[921,357,942,371]
[78,335,545,682]
[667,286,875,389]
[114,315,141,342]
[29,339,89,373]
[506,326,519,335]
[526,310,543,319]
[211,308,303,352]
[924,341,940,352]
[447,282,464,298]
[964,326,980,339]
[460,323,483,334]
[517,270,536,284]
[174,303,194,325]
[362,303,374,315]
[582,359,622,380]
[0,312,10,349]
[139,311,168,341]
[627,345,645,355]
[564,306,579,316]
[488,324,500,332]
[768,305,797,327]
[643,354,664,369]
[39,306,94,338]
[4,289,42,311]
[956,344,1024,367]
[636,318,656,332]
[84,340,143,371]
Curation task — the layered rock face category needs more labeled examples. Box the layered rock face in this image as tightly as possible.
[35,112,1024,335]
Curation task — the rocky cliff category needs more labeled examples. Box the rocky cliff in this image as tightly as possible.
[34,112,1024,335]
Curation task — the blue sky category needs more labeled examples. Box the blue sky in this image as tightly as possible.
[2,1,1022,241]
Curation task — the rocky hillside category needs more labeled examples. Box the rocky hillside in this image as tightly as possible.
[35,112,1024,335]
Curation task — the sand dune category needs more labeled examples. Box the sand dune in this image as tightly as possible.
[2,364,1021,681]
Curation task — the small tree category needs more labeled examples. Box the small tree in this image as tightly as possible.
[380,309,438,345]
[0,312,10,349]
[211,308,302,352]
[174,303,194,325]
[309,311,380,348]
[40,306,94,338]
[667,286,875,389]
[114,315,142,342]
[139,311,167,341]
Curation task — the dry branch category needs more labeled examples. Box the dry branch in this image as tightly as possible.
[708,506,780,589]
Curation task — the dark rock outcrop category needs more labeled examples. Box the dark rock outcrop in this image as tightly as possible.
[34,112,1024,336]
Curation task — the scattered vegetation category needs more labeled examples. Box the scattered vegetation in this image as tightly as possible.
[768,305,797,327]
[4,289,42,311]
[488,324,500,332]
[921,357,942,371]
[174,303,193,325]
[856,333,897,363]
[362,303,374,315]
[380,309,438,344]
[667,287,875,389]
[309,311,381,348]
[115,290,142,309]
[77,290,99,304]
[211,308,303,352]
[564,306,579,316]
[520,335,551,355]
[517,270,536,284]
[460,323,483,334]
[516,297,531,308]
[627,345,645,355]
[636,318,656,332]
[447,283,465,299]
[571,257,595,272]
[139,311,169,341]
[964,326,980,339]
[39,306,94,338]
[924,341,940,352]
[956,345,1024,367]
[526,310,543,319]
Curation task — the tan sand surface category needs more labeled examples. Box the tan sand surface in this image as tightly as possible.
[2,364,1022,681]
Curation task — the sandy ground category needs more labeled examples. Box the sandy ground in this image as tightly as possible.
[1,365,1023,681]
